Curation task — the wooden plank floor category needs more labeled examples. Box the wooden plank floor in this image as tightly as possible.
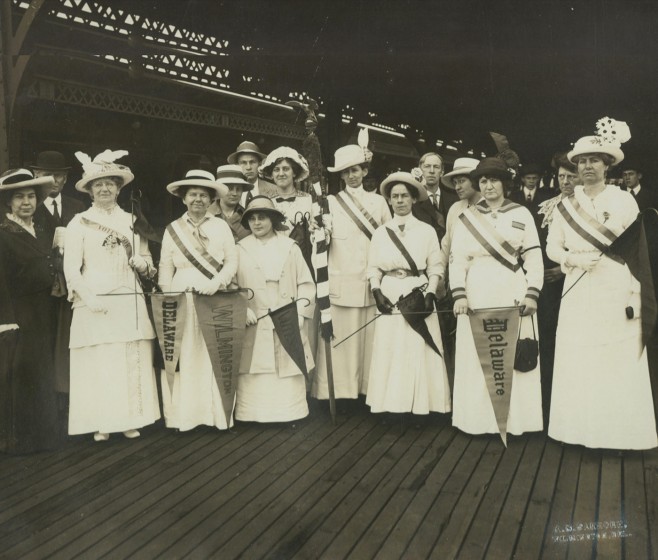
[0,403,656,560]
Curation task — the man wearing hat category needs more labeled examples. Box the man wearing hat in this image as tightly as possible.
[210,165,253,241]
[621,161,658,211]
[312,144,391,407]
[510,162,553,231]
[412,152,459,241]
[227,140,277,207]
[31,151,86,234]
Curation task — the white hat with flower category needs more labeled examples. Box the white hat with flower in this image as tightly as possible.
[568,117,631,165]
[74,149,135,192]
[327,127,374,172]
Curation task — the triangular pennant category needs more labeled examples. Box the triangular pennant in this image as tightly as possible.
[269,300,308,380]
[151,294,187,397]
[468,308,521,446]
[396,288,442,356]
[194,292,249,427]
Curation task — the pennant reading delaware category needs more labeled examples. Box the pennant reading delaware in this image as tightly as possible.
[151,293,187,398]
[469,308,520,446]
[194,292,249,427]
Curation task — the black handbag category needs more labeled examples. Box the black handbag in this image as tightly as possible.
[514,315,538,373]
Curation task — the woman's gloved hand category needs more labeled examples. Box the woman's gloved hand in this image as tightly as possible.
[453,298,469,316]
[564,252,601,272]
[246,308,258,326]
[372,288,394,314]
[129,255,149,275]
[424,292,436,313]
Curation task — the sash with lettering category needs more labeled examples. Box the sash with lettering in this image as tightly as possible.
[268,300,308,380]
[194,291,249,426]
[468,308,521,446]
[166,217,223,280]
[459,205,521,273]
[151,294,187,397]
[335,190,379,240]
[556,195,619,255]
[80,217,133,259]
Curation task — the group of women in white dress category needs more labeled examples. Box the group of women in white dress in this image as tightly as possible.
[1,125,656,453]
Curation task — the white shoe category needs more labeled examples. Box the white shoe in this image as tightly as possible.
[123,429,141,439]
[94,432,109,442]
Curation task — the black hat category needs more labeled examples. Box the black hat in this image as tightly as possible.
[30,151,71,171]
[519,163,544,176]
[470,157,513,182]
[619,159,642,173]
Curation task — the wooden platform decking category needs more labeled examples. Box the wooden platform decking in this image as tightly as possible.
[1,405,657,560]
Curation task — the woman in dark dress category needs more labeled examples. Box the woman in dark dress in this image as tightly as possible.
[0,169,60,454]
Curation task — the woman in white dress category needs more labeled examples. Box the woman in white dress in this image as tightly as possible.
[158,170,238,431]
[64,150,160,442]
[450,157,544,436]
[235,196,315,422]
[366,172,451,416]
[547,131,658,449]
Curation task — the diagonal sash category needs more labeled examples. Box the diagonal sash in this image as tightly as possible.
[335,191,378,240]
[385,227,420,276]
[557,196,618,253]
[459,209,520,272]
[80,217,133,259]
[166,218,223,280]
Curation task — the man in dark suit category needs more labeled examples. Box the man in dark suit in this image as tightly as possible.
[509,163,553,231]
[620,161,658,211]
[227,141,277,206]
[412,152,459,241]
[31,151,86,233]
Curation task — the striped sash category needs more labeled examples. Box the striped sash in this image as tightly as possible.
[80,217,133,259]
[556,195,617,252]
[459,208,520,272]
[166,217,223,280]
[335,190,378,240]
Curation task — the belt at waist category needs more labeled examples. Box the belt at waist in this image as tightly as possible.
[384,268,426,279]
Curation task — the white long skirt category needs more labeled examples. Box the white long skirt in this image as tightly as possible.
[313,305,375,399]
[69,340,160,435]
[452,256,543,436]
[366,275,450,414]
[549,256,657,449]
[160,291,233,431]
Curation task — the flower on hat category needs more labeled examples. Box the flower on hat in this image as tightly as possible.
[410,167,425,183]
[595,117,631,145]
[357,127,373,164]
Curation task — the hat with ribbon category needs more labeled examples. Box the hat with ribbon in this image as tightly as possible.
[74,149,134,192]
[0,168,54,205]
[227,141,267,164]
[216,164,253,191]
[441,157,480,189]
[567,117,630,165]
[30,151,71,172]
[259,146,310,182]
[380,171,428,201]
[166,169,228,200]
[328,127,373,172]
[240,195,287,230]
[470,157,514,183]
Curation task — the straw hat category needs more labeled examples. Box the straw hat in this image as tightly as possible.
[327,145,369,173]
[166,169,228,200]
[441,157,480,189]
[0,169,54,205]
[259,147,310,182]
[240,195,287,230]
[567,136,624,165]
[216,165,253,191]
[74,149,134,192]
[380,171,428,201]
[227,141,267,164]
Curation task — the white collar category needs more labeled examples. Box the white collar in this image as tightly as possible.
[345,185,365,196]
[632,184,642,194]
[392,213,413,227]
[6,213,36,237]
[45,194,62,207]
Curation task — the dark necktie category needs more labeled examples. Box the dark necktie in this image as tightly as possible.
[246,191,254,205]
[526,193,532,202]
[52,200,61,224]
[276,196,296,203]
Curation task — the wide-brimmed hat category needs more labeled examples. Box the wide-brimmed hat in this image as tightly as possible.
[380,171,428,201]
[519,162,544,177]
[619,159,642,173]
[470,157,514,182]
[567,136,624,165]
[441,157,480,189]
[240,195,287,230]
[166,169,228,200]
[227,141,267,165]
[259,147,310,182]
[30,151,71,172]
[216,165,253,191]
[327,145,370,173]
[0,168,55,205]
[74,149,134,192]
